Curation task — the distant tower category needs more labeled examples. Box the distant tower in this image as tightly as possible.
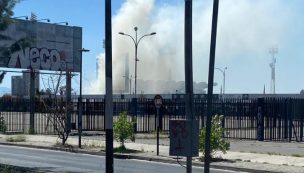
[96,59,99,79]
[97,39,106,79]
[269,47,278,94]
[124,54,130,93]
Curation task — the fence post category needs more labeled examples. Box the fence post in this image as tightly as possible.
[300,100,304,142]
[132,98,137,133]
[257,98,264,141]
[66,71,72,133]
[29,70,36,134]
[288,99,293,142]
[284,99,288,140]
[221,99,225,129]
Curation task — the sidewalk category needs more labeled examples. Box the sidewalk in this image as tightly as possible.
[0,133,304,173]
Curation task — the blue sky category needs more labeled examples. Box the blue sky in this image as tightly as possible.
[3,0,304,94]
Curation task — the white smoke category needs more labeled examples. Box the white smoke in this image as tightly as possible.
[85,0,298,94]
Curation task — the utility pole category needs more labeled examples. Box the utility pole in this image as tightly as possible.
[105,0,113,172]
[78,48,89,148]
[205,0,219,173]
[184,0,194,172]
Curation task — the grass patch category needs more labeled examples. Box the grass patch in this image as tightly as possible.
[267,152,282,156]
[6,135,26,142]
[53,142,75,152]
[0,164,39,173]
[199,156,235,163]
[113,146,141,154]
[136,132,168,139]
[292,154,304,157]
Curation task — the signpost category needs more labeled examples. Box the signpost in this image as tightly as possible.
[169,120,199,157]
[105,0,114,172]
[154,94,163,156]
[205,0,220,173]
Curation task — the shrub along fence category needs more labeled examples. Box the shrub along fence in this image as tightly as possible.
[0,96,303,142]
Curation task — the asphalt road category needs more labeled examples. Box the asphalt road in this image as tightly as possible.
[0,145,246,173]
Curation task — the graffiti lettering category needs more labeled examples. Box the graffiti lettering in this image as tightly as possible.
[8,47,66,71]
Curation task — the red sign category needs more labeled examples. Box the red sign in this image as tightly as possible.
[154,95,163,109]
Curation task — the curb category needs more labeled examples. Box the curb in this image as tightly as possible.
[0,142,281,173]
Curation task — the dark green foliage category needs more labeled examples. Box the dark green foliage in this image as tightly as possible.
[0,0,32,81]
[113,112,135,148]
[0,116,6,133]
[199,115,230,158]
[0,0,20,83]
[0,0,19,31]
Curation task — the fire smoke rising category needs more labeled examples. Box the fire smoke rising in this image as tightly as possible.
[85,0,293,94]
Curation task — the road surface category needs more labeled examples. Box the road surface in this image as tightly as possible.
[0,145,245,173]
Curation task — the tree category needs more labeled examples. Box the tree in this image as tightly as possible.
[113,112,135,150]
[0,116,6,133]
[199,115,230,158]
[39,72,72,145]
[0,0,31,82]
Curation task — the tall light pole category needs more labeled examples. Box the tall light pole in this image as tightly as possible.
[118,27,156,97]
[78,48,90,148]
[215,67,227,95]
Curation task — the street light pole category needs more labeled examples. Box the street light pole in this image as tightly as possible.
[134,27,138,97]
[118,28,156,97]
[215,67,227,94]
[78,48,90,148]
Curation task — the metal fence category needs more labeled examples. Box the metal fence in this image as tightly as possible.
[0,96,303,142]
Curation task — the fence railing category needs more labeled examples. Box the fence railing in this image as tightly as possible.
[0,97,303,142]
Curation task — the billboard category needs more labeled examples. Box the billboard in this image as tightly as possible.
[0,19,82,72]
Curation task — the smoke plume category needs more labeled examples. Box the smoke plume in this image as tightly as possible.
[85,0,298,94]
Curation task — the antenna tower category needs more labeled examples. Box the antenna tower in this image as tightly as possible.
[269,47,278,94]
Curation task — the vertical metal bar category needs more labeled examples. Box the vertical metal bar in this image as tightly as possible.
[66,71,71,134]
[156,108,160,156]
[300,99,303,142]
[29,70,35,134]
[288,99,293,142]
[185,0,194,172]
[105,0,114,172]
[257,98,264,141]
[78,46,83,147]
[204,0,219,172]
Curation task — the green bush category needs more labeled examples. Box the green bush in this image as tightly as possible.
[199,115,230,158]
[113,112,135,148]
[0,117,6,133]
[6,135,26,142]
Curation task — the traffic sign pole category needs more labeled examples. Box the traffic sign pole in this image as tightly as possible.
[105,0,113,172]
[184,0,194,172]
[205,0,220,173]
[154,95,163,156]
[156,107,160,156]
